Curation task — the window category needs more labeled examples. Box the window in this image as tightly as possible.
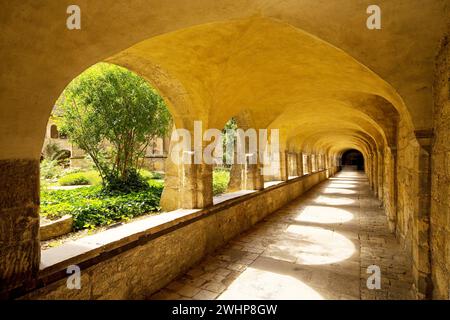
[50,125,59,139]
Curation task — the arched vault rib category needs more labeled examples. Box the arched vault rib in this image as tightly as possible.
[283,116,383,153]
[271,105,388,150]
[293,129,377,155]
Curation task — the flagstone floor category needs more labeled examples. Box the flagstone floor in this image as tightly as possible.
[150,169,414,300]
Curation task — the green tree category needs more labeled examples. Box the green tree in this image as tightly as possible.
[58,63,171,192]
[222,118,237,166]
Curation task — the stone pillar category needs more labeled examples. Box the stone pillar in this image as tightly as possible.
[227,154,264,192]
[296,152,304,177]
[227,163,242,192]
[372,152,378,194]
[390,147,399,232]
[0,160,40,296]
[377,150,384,200]
[160,136,213,211]
[413,130,433,299]
[245,156,264,190]
[367,152,373,189]
[307,154,313,174]
[275,151,288,181]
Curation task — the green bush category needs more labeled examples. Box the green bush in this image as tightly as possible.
[139,169,154,181]
[104,168,149,193]
[151,171,164,180]
[58,171,101,186]
[40,183,164,230]
[40,159,63,180]
[213,169,230,196]
[137,169,164,181]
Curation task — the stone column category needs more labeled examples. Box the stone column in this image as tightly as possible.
[390,147,398,232]
[310,155,314,172]
[160,139,213,211]
[413,130,433,299]
[227,154,264,192]
[244,155,265,190]
[366,152,373,188]
[307,154,313,174]
[377,149,384,200]
[371,152,378,194]
[0,160,40,296]
[227,163,242,192]
[296,152,304,177]
[275,151,288,181]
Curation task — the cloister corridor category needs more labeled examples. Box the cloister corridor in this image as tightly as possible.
[1,1,449,302]
[150,168,414,300]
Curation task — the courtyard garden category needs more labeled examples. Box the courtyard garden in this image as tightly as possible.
[40,165,230,232]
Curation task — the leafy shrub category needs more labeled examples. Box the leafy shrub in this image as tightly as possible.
[58,171,101,186]
[213,169,230,196]
[151,171,164,180]
[40,159,63,179]
[59,173,90,186]
[148,179,164,189]
[104,168,149,193]
[139,169,154,181]
[71,190,161,230]
[40,183,164,230]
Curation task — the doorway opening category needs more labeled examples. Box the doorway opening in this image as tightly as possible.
[341,149,364,171]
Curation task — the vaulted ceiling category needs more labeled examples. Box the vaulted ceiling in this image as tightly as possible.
[0,0,448,159]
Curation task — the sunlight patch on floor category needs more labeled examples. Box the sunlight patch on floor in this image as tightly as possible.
[261,225,355,265]
[218,267,323,300]
[326,182,357,188]
[293,205,354,224]
[323,187,356,195]
[314,195,355,205]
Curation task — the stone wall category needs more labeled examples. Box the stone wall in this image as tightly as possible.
[142,156,166,172]
[20,168,336,299]
[430,34,450,300]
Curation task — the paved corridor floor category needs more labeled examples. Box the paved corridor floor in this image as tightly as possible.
[150,169,414,300]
